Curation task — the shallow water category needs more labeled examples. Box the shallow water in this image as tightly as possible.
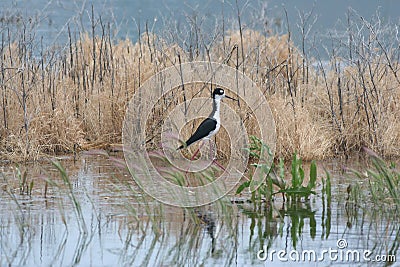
[0,154,398,266]
[2,0,400,55]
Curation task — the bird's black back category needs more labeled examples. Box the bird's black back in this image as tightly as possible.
[177,118,217,150]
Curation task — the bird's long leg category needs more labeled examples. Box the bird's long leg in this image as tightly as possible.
[190,140,205,161]
[185,140,205,175]
[208,139,213,160]
[213,159,226,171]
[209,139,226,171]
[185,140,206,185]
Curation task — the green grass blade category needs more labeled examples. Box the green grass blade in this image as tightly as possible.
[308,160,317,190]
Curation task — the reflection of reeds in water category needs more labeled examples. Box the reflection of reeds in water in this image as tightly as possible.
[1,151,399,265]
[348,148,400,209]
[344,149,400,262]
[0,9,399,161]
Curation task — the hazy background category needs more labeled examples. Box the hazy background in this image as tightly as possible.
[2,0,399,49]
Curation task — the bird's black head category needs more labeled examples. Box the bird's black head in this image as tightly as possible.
[212,88,236,101]
[212,88,225,99]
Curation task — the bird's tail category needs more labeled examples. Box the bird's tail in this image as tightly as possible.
[176,144,185,150]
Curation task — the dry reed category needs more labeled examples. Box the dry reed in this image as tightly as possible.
[0,9,399,161]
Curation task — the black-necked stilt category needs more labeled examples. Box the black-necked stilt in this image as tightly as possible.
[177,88,235,164]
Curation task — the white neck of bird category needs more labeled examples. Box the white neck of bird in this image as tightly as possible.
[211,98,221,121]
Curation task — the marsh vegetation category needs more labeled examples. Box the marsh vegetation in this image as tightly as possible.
[0,5,399,161]
[1,2,399,266]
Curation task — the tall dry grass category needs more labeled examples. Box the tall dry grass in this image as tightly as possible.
[0,9,399,161]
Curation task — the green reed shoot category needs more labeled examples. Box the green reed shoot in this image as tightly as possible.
[236,136,278,203]
[351,148,400,209]
[279,154,317,201]
[51,160,88,234]
[237,136,317,203]
[15,165,33,196]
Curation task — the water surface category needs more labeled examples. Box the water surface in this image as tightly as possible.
[1,0,399,53]
[1,155,398,266]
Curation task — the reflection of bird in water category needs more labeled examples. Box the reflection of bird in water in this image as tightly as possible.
[195,209,216,253]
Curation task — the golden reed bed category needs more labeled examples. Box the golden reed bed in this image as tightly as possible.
[1,27,399,161]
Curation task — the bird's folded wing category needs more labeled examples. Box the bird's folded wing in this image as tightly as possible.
[185,118,217,147]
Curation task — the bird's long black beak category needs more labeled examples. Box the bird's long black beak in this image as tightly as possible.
[225,95,237,101]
